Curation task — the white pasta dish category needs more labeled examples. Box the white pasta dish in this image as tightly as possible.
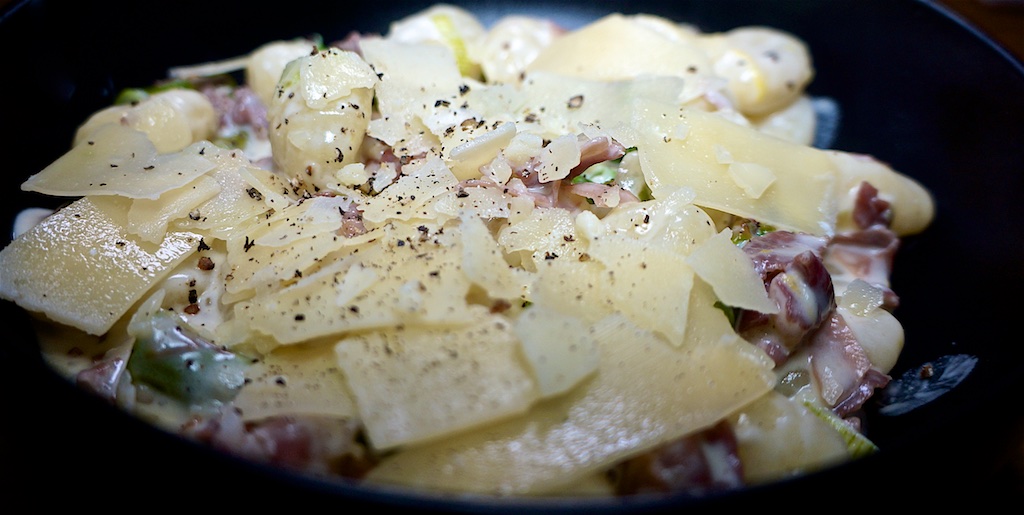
[0,3,935,499]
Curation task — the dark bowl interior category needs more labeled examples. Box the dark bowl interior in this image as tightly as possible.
[2,0,1022,510]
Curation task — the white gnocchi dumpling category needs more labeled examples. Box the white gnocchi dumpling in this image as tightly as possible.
[266,47,379,191]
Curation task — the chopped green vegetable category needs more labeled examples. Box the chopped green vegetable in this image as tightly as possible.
[803,400,879,458]
[310,32,327,51]
[114,78,196,105]
[431,13,478,77]
[113,75,237,105]
[571,160,619,185]
[714,300,738,328]
[127,310,247,405]
[113,88,152,106]
[731,220,776,246]
[638,185,654,201]
[213,129,250,150]
[612,147,653,200]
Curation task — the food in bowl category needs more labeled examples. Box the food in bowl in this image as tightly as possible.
[0,3,935,498]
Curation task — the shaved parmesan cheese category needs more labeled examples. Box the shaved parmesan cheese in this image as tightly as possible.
[714,145,734,164]
[233,342,359,421]
[334,163,371,187]
[252,195,354,247]
[127,175,221,243]
[358,157,459,225]
[333,262,379,307]
[230,161,292,210]
[536,134,581,183]
[222,198,369,296]
[230,221,471,345]
[459,213,525,300]
[435,182,513,220]
[360,38,463,124]
[514,305,599,398]
[497,206,583,268]
[526,13,712,85]
[448,121,517,180]
[476,15,561,84]
[295,48,379,108]
[686,228,778,314]
[728,391,849,485]
[23,124,216,200]
[597,187,714,256]
[518,72,685,142]
[171,156,291,240]
[634,100,839,236]
[0,196,199,335]
[480,156,513,185]
[500,131,545,167]
[366,313,774,495]
[335,315,538,450]
[585,233,696,345]
[728,162,776,199]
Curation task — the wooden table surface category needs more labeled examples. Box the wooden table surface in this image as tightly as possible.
[937,0,1024,60]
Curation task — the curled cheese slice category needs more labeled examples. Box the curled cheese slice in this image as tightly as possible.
[686,228,778,314]
[365,309,775,495]
[23,124,215,200]
[526,13,712,85]
[335,314,538,450]
[0,196,199,335]
[232,342,359,422]
[513,304,599,398]
[634,100,839,236]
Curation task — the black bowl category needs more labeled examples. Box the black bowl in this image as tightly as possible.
[1,0,1022,510]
